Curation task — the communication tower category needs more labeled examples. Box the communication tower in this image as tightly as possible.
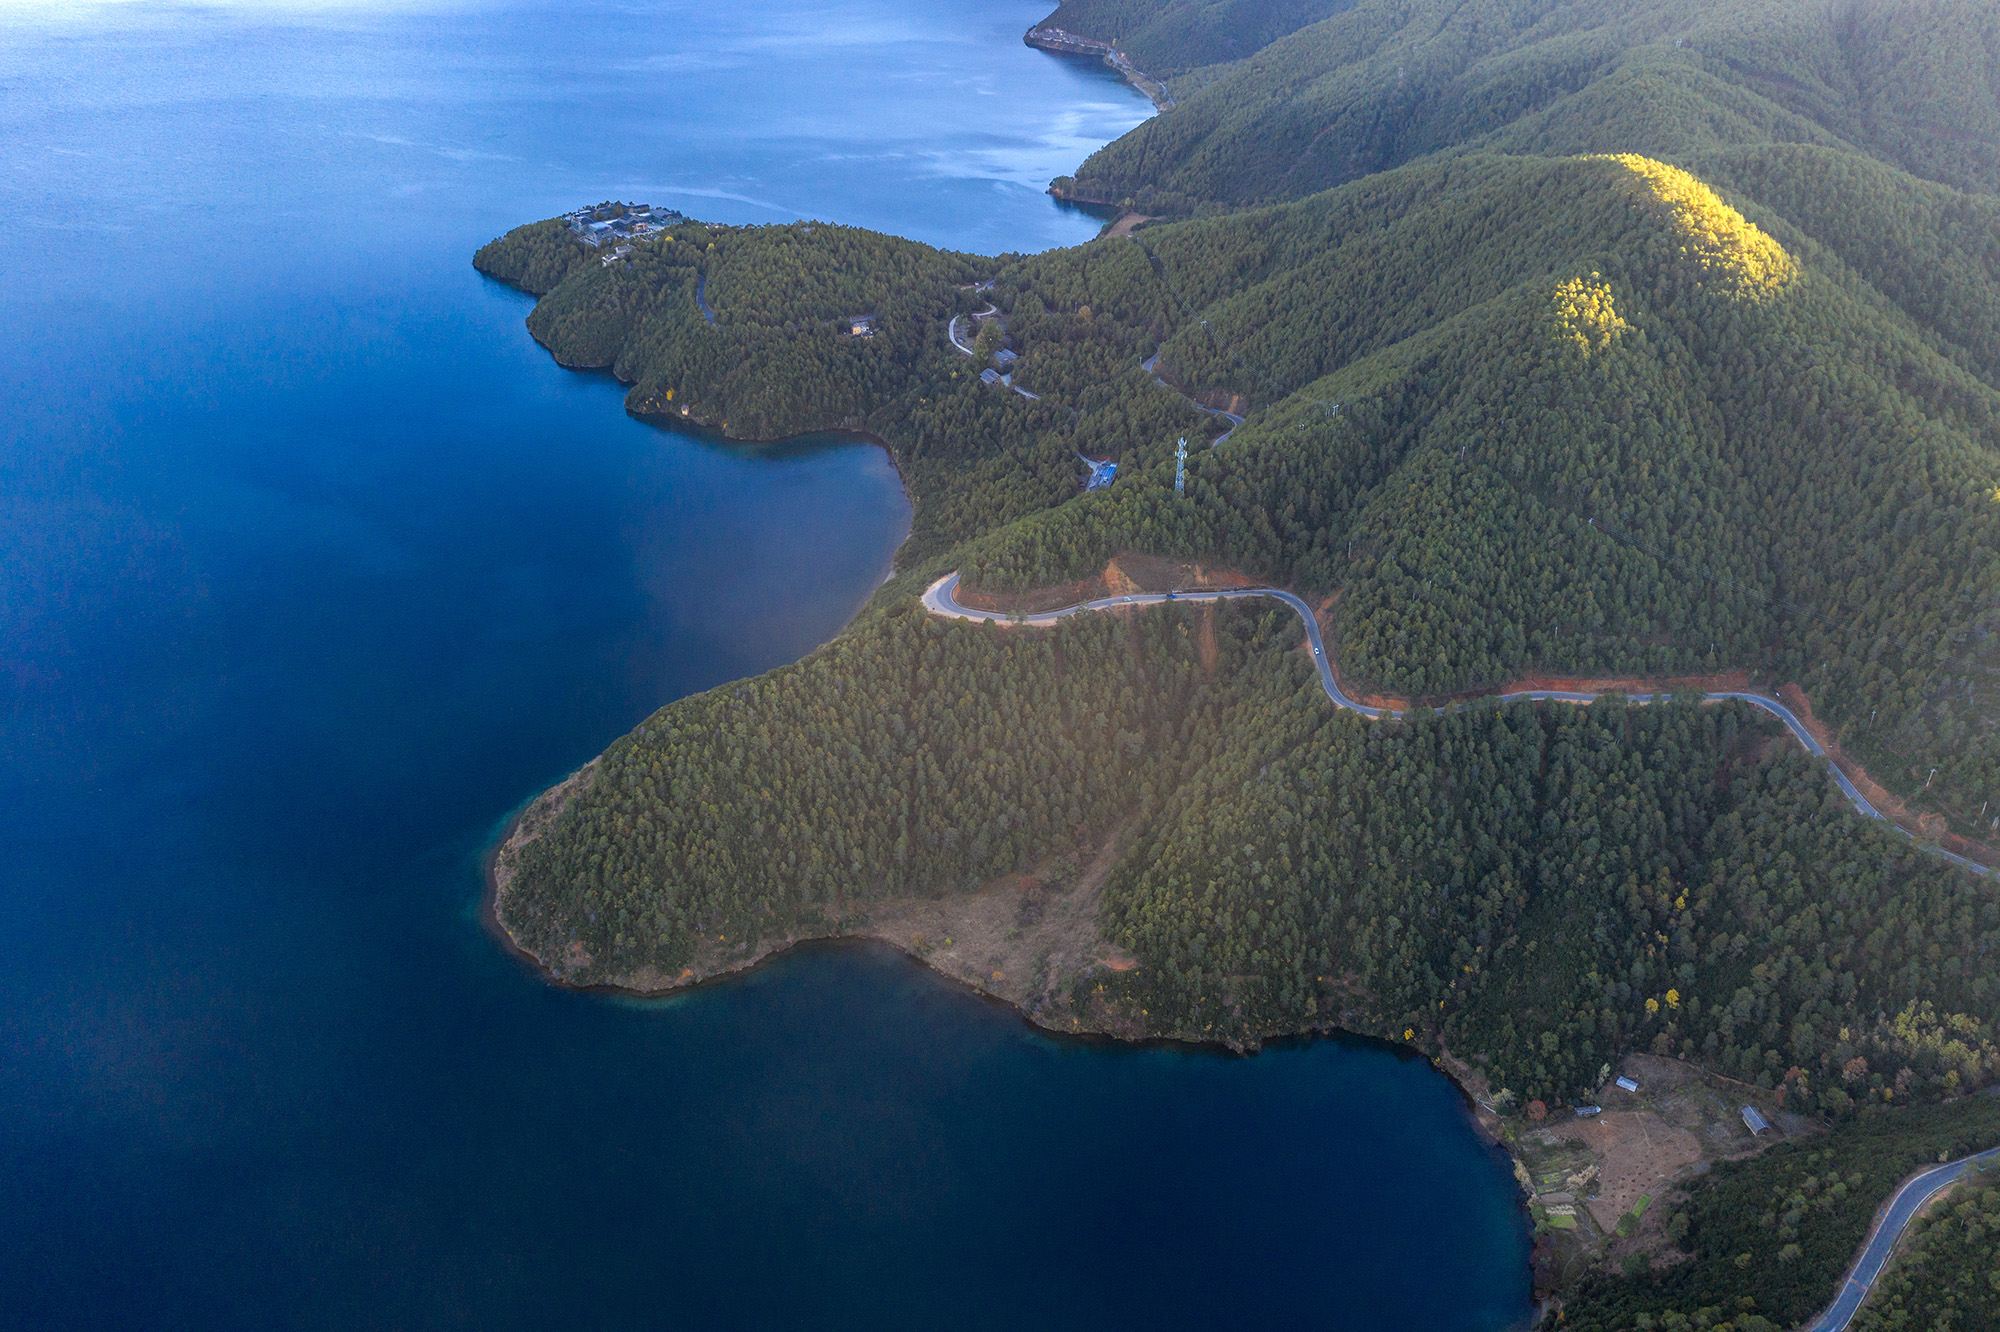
[1175,437,1186,495]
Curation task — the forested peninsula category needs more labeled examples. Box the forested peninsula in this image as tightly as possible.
[480,0,2000,1324]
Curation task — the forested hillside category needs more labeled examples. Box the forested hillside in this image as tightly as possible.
[1105,677,2000,1112]
[1034,0,1356,79]
[1058,0,2000,212]
[484,0,2000,1312]
[480,154,2000,831]
[960,151,2000,829]
[501,594,1998,1117]
[474,217,1212,562]
[1562,1096,2000,1331]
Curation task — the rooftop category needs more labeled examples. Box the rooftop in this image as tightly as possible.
[564,201,685,247]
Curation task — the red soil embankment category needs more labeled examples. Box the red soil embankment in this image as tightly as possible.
[1306,593,1757,714]
[1505,669,1754,696]
[953,552,1257,614]
[1333,665,1409,715]
[1775,686,2000,865]
[1330,669,1759,716]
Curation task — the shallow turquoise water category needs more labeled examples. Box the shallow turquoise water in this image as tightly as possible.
[0,2,1531,1327]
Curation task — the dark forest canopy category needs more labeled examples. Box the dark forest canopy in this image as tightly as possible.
[1056,0,2000,211]
[1035,0,1360,79]
[481,0,2000,1314]
[503,594,2000,1114]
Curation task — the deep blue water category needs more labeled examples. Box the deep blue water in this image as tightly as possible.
[0,2,1531,1327]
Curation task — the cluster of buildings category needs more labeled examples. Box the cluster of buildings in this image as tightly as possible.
[978,350,1032,390]
[564,202,685,248]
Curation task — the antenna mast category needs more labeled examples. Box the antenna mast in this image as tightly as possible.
[1175,437,1186,495]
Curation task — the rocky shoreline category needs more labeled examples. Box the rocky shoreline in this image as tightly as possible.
[485,764,1593,1301]
[486,778,1517,1146]
[1024,24,1174,111]
[492,783,1168,1041]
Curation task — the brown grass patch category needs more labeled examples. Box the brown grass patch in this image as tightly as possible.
[1571,1111,1704,1231]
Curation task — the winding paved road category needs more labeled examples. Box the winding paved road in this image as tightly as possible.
[1142,352,1244,443]
[949,304,1042,399]
[925,320,1990,877]
[1804,1146,2000,1331]
[922,572,1991,875]
[947,304,998,356]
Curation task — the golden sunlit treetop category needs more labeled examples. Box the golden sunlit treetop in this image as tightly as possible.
[1589,153,1797,298]
[1549,273,1630,354]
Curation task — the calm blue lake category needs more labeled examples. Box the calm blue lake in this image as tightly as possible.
[0,2,1531,1327]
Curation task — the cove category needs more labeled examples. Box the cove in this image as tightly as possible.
[0,1,1531,1327]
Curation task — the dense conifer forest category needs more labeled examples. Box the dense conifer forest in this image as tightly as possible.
[480,0,2000,1321]
[1058,0,2000,211]
[1036,0,1358,79]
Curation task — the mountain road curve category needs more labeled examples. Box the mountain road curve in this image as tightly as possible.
[920,572,1991,877]
[1803,1146,2000,1332]
[1142,352,1244,443]
[947,303,998,357]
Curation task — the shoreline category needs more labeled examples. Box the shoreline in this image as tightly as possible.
[487,782,1407,1054]
[480,795,1516,1140]
[475,265,927,541]
[1023,25,1175,111]
[484,549,1993,1048]
[481,804,1535,1296]
[485,784,1166,1039]
[632,406,923,546]
[472,27,1861,1323]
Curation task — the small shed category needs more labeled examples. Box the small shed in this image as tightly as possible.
[1574,1105,1602,1117]
[980,368,1000,385]
[1741,1105,1770,1135]
[1615,1076,1640,1093]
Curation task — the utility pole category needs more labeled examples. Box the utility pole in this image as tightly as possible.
[1175,436,1186,495]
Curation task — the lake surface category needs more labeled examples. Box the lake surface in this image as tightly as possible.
[0,2,1531,1327]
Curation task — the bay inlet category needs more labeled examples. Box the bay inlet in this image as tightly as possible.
[0,0,1531,1326]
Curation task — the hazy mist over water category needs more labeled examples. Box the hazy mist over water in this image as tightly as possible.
[0,3,1531,1326]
